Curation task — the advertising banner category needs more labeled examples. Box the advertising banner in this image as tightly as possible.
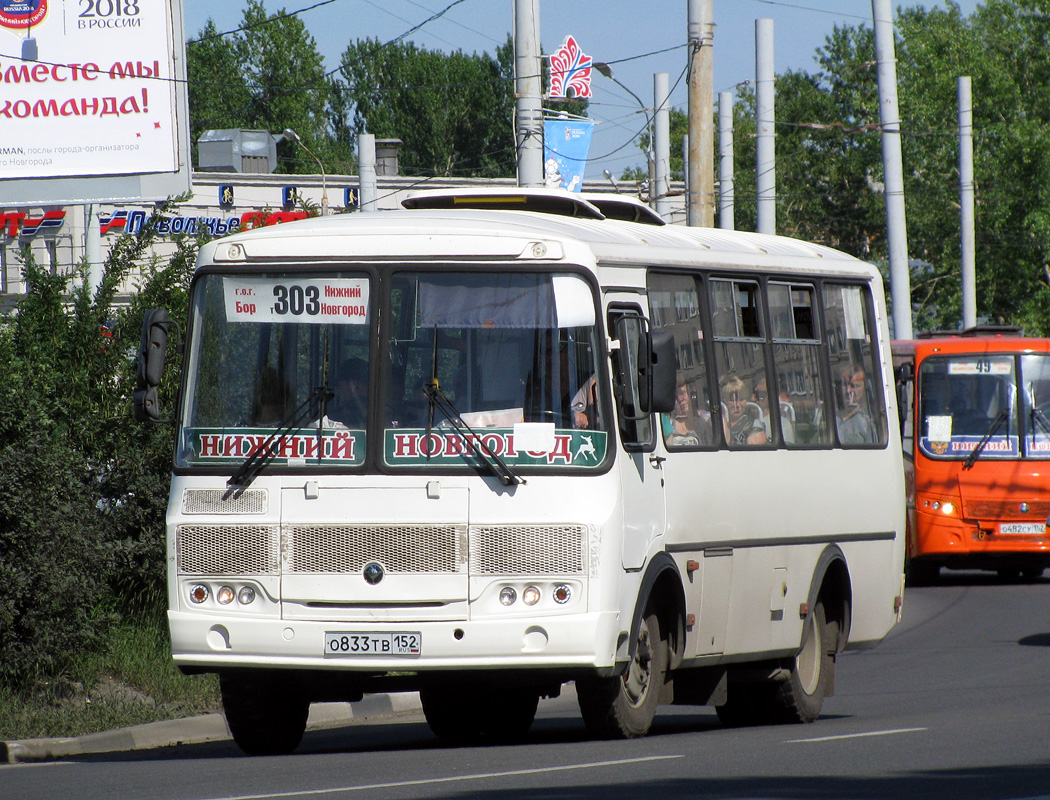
[0,0,179,180]
[543,118,593,193]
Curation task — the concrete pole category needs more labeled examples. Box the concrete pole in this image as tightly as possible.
[654,72,671,220]
[873,0,913,339]
[687,0,714,226]
[755,18,775,235]
[85,204,102,293]
[718,91,735,230]
[959,76,976,330]
[359,133,378,212]
[514,0,544,187]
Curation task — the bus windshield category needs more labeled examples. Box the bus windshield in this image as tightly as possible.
[176,269,608,473]
[916,353,1050,460]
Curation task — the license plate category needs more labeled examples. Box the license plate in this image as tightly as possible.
[324,631,421,657]
[999,522,1047,535]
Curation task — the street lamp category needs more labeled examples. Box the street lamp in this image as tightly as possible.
[282,128,328,216]
[592,62,654,198]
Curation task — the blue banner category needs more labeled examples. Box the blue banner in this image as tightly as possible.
[543,119,594,193]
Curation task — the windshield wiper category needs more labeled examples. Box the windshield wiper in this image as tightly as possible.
[1031,405,1050,437]
[423,379,524,487]
[962,408,1009,470]
[227,385,333,489]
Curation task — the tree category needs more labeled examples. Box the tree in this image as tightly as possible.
[335,37,516,178]
[728,0,1050,334]
[187,2,352,174]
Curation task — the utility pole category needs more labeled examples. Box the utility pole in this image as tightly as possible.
[718,91,735,230]
[687,0,714,226]
[959,76,976,329]
[514,0,544,187]
[755,18,775,235]
[359,133,377,212]
[873,0,913,339]
[654,73,671,220]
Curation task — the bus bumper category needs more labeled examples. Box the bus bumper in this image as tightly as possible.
[168,610,622,673]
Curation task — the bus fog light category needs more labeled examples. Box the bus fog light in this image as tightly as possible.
[238,586,256,605]
[189,584,209,604]
[941,502,955,515]
[552,584,572,604]
[522,586,541,606]
[499,586,517,606]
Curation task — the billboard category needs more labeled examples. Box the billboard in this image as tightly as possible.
[543,118,593,193]
[0,0,190,206]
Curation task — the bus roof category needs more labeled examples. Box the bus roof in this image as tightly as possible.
[201,191,875,279]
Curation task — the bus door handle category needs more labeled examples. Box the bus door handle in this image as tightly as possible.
[649,455,666,469]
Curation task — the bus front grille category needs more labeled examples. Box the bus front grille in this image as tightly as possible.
[964,500,1050,520]
[176,523,588,577]
[176,524,281,575]
[469,525,588,575]
[284,524,467,574]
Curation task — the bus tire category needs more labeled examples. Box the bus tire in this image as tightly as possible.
[770,601,833,723]
[576,609,667,739]
[420,687,539,743]
[220,671,309,756]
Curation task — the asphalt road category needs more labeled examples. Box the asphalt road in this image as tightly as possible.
[4,571,1050,800]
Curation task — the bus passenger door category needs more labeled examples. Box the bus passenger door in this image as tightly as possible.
[608,304,667,569]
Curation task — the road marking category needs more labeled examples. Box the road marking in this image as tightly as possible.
[786,727,927,743]
[207,755,683,800]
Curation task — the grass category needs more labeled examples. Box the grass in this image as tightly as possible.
[0,614,221,742]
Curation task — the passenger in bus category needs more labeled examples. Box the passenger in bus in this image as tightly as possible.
[570,374,599,429]
[836,364,875,444]
[722,375,767,445]
[662,382,713,447]
[327,357,370,429]
[753,378,795,444]
[253,366,291,425]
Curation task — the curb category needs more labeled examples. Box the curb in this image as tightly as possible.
[1,692,421,764]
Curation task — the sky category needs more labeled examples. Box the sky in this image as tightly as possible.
[180,0,983,180]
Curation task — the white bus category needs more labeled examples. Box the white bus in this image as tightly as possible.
[136,189,906,755]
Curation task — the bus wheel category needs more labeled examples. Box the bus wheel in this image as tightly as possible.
[577,609,667,739]
[771,601,833,723]
[220,671,309,756]
[420,687,539,743]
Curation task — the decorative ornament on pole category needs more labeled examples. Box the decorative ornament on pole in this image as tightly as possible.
[548,35,592,99]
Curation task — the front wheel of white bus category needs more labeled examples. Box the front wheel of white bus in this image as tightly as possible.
[220,671,310,756]
[576,608,668,739]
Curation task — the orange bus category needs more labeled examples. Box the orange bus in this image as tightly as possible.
[893,328,1050,583]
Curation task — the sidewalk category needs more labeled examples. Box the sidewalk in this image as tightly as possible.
[1,692,421,764]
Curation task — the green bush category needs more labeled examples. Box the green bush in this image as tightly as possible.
[0,211,196,692]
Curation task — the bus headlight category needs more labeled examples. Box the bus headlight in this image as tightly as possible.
[238,586,257,605]
[499,586,517,606]
[941,502,955,515]
[522,586,541,606]
[216,586,235,605]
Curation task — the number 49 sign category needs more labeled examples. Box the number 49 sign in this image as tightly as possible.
[222,277,370,325]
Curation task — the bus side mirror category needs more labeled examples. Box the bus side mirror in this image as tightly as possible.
[893,362,914,437]
[649,331,677,414]
[134,307,171,423]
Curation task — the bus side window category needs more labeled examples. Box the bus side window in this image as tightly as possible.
[647,272,716,449]
[823,283,887,447]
